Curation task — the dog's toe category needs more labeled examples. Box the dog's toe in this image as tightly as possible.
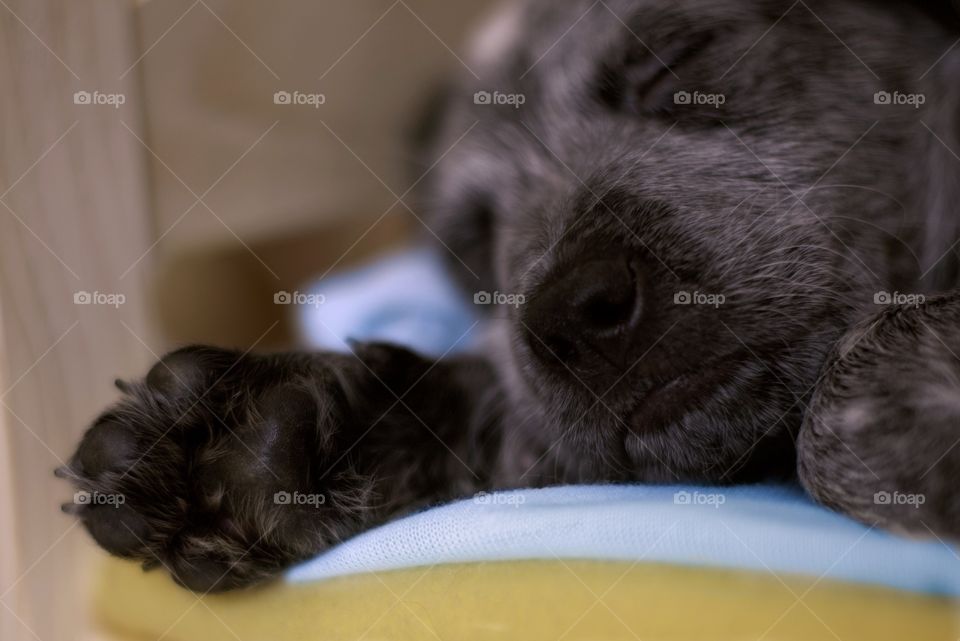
[75,418,139,477]
[83,503,153,557]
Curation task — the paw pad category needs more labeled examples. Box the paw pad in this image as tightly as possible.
[84,503,153,557]
[76,418,138,477]
[146,348,211,400]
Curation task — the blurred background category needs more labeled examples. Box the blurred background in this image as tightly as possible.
[0,1,495,638]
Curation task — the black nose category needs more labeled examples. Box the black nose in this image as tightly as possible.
[522,255,642,378]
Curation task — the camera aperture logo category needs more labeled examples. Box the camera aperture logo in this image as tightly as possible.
[473,490,526,508]
[874,291,925,307]
[674,490,725,508]
[274,90,326,108]
[474,290,525,308]
[74,490,125,508]
[73,90,126,109]
[74,290,126,308]
[274,290,325,307]
[673,90,725,108]
[873,90,925,109]
[473,90,526,109]
[674,290,725,308]
[274,491,326,507]
[873,490,925,508]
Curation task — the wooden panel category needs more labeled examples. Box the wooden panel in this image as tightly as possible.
[0,2,156,640]
[1,3,493,639]
[138,0,496,250]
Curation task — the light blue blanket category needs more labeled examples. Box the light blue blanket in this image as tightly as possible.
[291,248,960,597]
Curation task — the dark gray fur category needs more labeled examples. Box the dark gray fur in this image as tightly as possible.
[60,0,960,591]
[799,294,960,540]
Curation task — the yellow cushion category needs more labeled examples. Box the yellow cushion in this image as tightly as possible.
[94,556,958,641]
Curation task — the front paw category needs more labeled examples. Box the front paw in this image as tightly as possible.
[58,346,372,592]
[798,294,960,540]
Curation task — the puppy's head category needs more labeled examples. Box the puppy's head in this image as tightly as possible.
[419,0,960,481]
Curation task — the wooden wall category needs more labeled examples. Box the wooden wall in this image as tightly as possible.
[0,1,491,639]
[0,2,156,639]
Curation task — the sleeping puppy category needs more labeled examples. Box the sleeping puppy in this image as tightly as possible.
[59,0,960,591]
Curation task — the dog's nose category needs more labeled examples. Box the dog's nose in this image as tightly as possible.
[522,256,641,376]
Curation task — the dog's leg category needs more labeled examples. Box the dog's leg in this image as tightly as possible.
[58,342,529,591]
[798,293,960,540]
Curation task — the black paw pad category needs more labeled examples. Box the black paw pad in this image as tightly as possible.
[146,347,213,400]
[258,384,319,433]
[83,503,152,557]
[202,384,320,493]
[171,555,237,593]
[257,384,322,480]
[76,418,138,477]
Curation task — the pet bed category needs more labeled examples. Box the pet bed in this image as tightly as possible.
[92,248,960,641]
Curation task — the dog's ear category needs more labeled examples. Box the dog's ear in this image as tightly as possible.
[918,44,960,290]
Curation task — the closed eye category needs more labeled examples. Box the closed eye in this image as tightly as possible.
[596,30,714,117]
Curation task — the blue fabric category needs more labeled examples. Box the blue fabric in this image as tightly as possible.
[296,248,479,356]
[287,485,960,597]
[291,247,960,597]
